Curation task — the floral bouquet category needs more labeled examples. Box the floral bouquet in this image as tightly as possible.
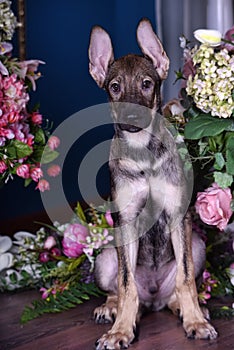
[0,0,60,191]
[0,202,114,323]
[164,27,234,316]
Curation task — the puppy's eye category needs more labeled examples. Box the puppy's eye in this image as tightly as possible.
[110,82,120,93]
[142,79,152,90]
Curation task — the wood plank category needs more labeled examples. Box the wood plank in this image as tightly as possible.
[0,290,233,350]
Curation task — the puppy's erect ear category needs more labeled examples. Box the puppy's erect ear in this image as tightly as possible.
[137,18,169,80]
[88,26,114,88]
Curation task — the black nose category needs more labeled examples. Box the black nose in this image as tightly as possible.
[119,114,143,133]
[149,286,158,294]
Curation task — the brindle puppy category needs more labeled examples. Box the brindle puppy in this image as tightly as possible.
[88,18,217,350]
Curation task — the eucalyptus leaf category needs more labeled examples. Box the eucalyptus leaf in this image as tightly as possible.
[184,115,234,139]
[213,171,233,188]
[214,153,225,171]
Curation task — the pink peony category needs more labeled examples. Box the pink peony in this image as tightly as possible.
[47,164,61,177]
[36,179,50,192]
[195,183,233,231]
[16,164,30,178]
[62,223,89,258]
[0,160,7,174]
[30,167,43,182]
[48,136,60,150]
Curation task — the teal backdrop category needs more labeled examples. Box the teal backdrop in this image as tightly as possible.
[1,0,156,225]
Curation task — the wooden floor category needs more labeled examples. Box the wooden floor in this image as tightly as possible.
[0,290,233,350]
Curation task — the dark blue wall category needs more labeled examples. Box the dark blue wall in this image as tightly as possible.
[1,0,156,224]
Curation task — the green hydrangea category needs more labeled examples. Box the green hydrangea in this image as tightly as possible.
[186,44,234,118]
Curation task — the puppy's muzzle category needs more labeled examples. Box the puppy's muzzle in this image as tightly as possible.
[114,103,152,133]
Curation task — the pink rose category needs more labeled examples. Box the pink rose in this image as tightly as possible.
[62,223,89,258]
[16,164,30,178]
[48,136,60,150]
[36,179,50,192]
[47,164,61,177]
[30,167,43,182]
[195,183,233,231]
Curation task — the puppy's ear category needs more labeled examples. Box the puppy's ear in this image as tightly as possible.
[88,26,114,88]
[137,18,169,80]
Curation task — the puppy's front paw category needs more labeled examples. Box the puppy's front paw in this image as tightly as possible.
[95,329,134,350]
[184,320,218,340]
[94,303,117,324]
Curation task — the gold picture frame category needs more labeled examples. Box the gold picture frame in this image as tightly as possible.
[17,0,26,60]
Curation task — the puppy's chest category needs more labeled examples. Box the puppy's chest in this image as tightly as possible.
[137,212,174,268]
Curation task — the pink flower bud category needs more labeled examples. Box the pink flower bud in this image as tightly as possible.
[105,210,114,227]
[44,236,56,250]
[47,164,61,177]
[39,251,50,263]
[0,160,7,174]
[36,179,50,192]
[48,136,60,150]
[31,112,42,125]
[30,167,43,182]
[16,164,30,178]
[51,248,61,257]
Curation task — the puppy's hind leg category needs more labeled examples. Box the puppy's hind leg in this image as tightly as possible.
[94,247,118,324]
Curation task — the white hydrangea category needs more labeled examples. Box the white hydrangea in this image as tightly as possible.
[186,44,234,118]
[0,0,18,42]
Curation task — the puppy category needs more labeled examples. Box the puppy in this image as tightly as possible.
[88,18,218,350]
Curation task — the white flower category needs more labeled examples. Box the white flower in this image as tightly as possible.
[0,235,12,254]
[194,29,222,46]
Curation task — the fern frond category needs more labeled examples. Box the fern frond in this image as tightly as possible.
[20,283,105,324]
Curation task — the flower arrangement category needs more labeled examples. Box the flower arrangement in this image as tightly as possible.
[0,203,113,323]
[164,27,234,316]
[0,0,60,191]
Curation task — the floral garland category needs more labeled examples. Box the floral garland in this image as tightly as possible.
[0,203,113,322]
[164,27,234,315]
[0,0,60,191]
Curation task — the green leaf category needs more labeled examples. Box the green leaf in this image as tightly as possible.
[213,171,233,188]
[41,145,59,164]
[226,135,234,175]
[214,153,225,170]
[24,178,32,187]
[184,115,234,139]
[31,146,44,163]
[75,202,87,223]
[32,145,59,164]
[34,128,46,145]
[7,140,32,159]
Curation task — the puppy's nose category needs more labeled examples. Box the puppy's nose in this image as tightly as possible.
[149,285,158,294]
